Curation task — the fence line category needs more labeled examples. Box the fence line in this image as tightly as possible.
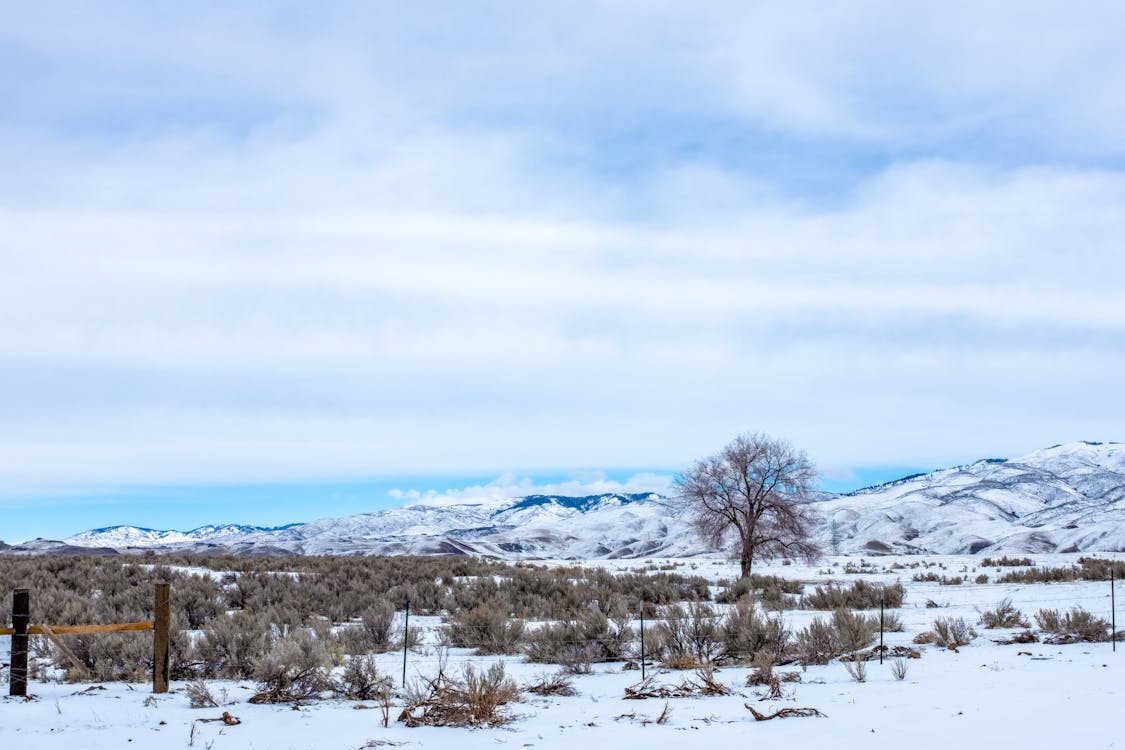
[4,582,171,696]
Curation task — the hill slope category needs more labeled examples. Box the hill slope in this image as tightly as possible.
[811,441,1125,555]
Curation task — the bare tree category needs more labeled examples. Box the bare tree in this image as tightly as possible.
[676,433,819,578]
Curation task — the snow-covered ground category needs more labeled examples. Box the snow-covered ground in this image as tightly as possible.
[3,554,1122,750]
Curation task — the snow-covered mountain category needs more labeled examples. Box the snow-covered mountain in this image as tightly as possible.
[813,441,1125,555]
[65,523,301,548]
[48,493,705,559]
[6,442,1123,558]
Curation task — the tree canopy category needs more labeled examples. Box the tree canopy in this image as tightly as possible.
[676,432,820,577]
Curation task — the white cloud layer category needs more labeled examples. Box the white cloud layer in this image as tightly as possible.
[389,472,674,508]
[1,2,1122,495]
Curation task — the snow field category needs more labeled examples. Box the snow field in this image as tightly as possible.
[2,554,1122,750]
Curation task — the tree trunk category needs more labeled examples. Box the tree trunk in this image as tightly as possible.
[740,546,753,579]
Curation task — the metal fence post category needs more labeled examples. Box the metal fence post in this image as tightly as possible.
[639,600,646,681]
[879,595,885,664]
[402,599,410,688]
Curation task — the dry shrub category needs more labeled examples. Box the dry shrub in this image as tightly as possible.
[248,631,333,704]
[445,605,525,654]
[337,655,393,701]
[1077,557,1125,581]
[652,602,722,668]
[995,566,1079,584]
[1035,607,1110,643]
[344,601,397,654]
[932,617,976,649]
[185,679,220,708]
[801,581,904,610]
[843,658,867,683]
[890,657,909,681]
[716,575,803,608]
[522,610,633,670]
[832,608,878,652]
[794,609,877,665]
[196,611,274,679]
[747,655,797,699]
[979,598,1029,629]
[399,663,520,728]
[794,617,836,665]
[980,556,1033,567]
[912,631,936,645]
[881,611,904,632]
[1001,558,1125,584]
[721,598,791,664]
[59,631,153,682]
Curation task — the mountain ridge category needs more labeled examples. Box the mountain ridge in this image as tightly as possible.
[5,442,1123,557]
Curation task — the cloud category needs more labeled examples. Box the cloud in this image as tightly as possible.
[1,3,1123,495]
[394,472,676,508]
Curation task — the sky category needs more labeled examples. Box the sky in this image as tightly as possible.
[2,2,1123,541]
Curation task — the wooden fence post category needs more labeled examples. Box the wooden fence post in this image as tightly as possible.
[153,582,170,694]
[10,589,29,697]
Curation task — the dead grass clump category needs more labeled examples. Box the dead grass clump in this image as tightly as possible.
[852,645,920,661]
[623,667,732,700]
[913,631,936,645]
[691,665,733,696]
[524,672,577,697]
[992,630,1039,645]
[745,704,825,720]
[745,653,776,686]
[399,663,520,728]
[663,654,699,670]
[890,657,909,681]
